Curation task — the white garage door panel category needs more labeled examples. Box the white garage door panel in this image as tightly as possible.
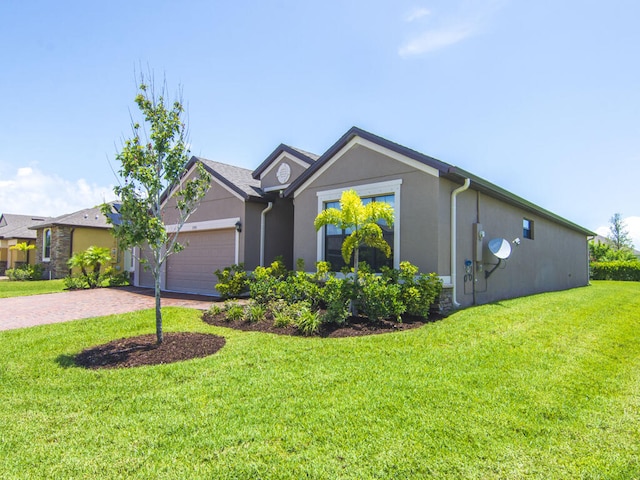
[166,229,235,295]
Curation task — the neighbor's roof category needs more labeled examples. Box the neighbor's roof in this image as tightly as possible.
[33,206,111,230]
[284,126,595,237]
[0,214,50,239]
[195,157,265,200]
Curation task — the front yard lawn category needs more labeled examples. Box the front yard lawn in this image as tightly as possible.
[0,278,66,298]
[0,281,638,478]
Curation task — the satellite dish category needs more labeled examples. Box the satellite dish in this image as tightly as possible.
[488,238,512,260]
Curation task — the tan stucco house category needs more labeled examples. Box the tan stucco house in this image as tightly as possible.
[0,214,50,275]
[31,205,130,279]
[134,126,594,308]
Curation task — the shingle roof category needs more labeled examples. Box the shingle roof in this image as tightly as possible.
[35,206,112,230]
[196,157,265,200]
[283,126,595,237]
[0,214,50,239]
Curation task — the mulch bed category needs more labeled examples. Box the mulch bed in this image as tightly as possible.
[75,310,441,370]
[202,310,438,338]
[75,332,226,370]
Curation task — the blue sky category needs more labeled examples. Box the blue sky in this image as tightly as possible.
[1,0,639,246]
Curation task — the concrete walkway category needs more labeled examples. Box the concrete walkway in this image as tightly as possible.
[0,286,215,331]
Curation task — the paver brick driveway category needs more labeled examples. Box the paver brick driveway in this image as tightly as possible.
[0,286,215,331]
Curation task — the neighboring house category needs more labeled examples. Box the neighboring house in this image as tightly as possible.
[134,126,594,308]
[592,234,640,260]
[0,214,50,275]
[31,205,130,279]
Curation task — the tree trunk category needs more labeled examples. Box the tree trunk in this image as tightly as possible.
[154,271,163,344]
[350,248,359,316]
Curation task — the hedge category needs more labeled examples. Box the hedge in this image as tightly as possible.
[590,261,640,281]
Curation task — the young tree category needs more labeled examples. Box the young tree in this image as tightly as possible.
[608,213,634,251]
[103,76,210,344]
[314,189,394,314]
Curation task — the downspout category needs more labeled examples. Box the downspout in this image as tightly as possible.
[451,178,471,308]
[260,202,273,266]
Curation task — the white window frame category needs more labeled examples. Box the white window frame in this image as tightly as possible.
[43,228,51,262]
[316,179,402,269]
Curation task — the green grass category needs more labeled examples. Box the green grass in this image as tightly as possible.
[0,281,638,479]
[0,278,66,297]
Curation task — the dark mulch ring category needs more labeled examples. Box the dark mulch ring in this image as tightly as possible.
[75,332,226,370]
[202,310,441,338]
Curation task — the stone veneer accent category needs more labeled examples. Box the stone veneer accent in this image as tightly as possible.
[435,286,454,315]
[36,226,73,279]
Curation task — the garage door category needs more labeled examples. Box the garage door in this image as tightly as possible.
[165,229,236,295]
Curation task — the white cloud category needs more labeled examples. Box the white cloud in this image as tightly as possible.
[399,22,476,56]
[399,0,506,57]
[405,7,431,23]
[595,216,640,251]
[0,166,117,217]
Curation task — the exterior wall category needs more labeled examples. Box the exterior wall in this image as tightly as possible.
[0,239,37,274]
[454,190,590,306]
[263,197,295,269]
[243,202,263,269]
[70,228,124,275]
[292,142,441,273]
[260,154,309,192]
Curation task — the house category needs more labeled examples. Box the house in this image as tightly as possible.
[31,205,130,279]
[0,214,50,275]
[134,126,594,309]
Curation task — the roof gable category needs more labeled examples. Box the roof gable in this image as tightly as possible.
[252,144,318,180]
[285,126,449,198]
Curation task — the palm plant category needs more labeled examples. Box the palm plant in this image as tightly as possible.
[68,246,112,288]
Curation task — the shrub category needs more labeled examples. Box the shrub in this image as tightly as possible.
[245,301,267,323]
[214,263,249,299]
[357,272,405,322]
[277,271,322,308]
[224,301,245,321]
[103,267,130,287]
[64,275,88,290]
[297,309,322,335]
[321,275,352,325]
[250,260,288,305]
[591,261,640,281]
[6,264,44,281]
[398,262,442,318]
[208,304,224,316]
[271,300,311,329]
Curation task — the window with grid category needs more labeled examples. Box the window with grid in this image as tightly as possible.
[324,194,394,272]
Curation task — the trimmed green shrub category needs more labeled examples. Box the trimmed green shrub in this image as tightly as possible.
[357,272,405,322]
[64,275,88,290]
[249,259,288,305]
[214,263,249,299]
[397,262,443,318]
[591,261,640,281]
[321,275,352,325]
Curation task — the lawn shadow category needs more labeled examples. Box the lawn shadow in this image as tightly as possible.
[55,353,79,369]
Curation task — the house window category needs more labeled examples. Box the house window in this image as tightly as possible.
[523,218,534,240]
[323,194,395,272]
[43,228,52,261]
